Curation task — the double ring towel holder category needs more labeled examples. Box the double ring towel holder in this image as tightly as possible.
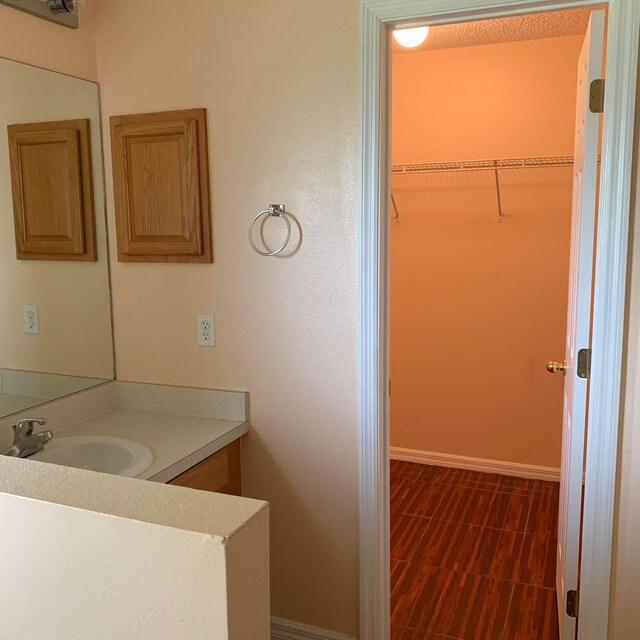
[248,204,292,256]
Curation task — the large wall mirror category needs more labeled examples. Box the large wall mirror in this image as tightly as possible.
[0,57,114,417]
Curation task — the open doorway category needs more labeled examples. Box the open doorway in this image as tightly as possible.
[387,6,607,640]
[359,1,638,638]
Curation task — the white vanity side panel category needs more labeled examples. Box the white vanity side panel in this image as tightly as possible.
[226,506,271,640]
[0,490,268,639]
[0,455,270,638]
[116,380,247,421]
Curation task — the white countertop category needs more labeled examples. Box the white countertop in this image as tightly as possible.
[55,408,248,483]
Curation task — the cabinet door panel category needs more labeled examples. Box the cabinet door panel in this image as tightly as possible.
[169,440,241,496]
[8,119,96,261]
[110,109,213,263]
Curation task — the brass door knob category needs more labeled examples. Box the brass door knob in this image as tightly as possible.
[547,361,566,374]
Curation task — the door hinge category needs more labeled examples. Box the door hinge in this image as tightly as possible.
[567,589,579,618]
[577,348,592,379]
[589,79,605,113]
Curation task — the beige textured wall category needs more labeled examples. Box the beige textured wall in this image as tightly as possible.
[0,4,97,81]
[94,0,360,634]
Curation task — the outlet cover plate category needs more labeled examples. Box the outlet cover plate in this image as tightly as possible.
[197,314,215,347]
[24,305,39,335]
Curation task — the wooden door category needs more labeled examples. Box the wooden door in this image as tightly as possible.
[555,10,604,639]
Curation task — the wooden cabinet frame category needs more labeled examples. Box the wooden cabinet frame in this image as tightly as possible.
[110,109,213,263]
[168,440,241,496]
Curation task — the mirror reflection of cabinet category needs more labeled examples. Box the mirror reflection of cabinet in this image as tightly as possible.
[8,119,97,261]
[0,57,114,419]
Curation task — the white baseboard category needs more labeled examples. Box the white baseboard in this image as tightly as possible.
[390,446,560,482]
[271,617,357,640]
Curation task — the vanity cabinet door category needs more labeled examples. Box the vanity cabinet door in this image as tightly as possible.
[110,109,213,263]
[168,440,241,496]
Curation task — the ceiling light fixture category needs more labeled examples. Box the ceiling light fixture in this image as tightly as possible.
[393,26,430,48]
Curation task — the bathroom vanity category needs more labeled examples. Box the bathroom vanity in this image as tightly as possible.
[0,53,250,504]
[0,54,251,499]
[36,405,247,493]
[1,380,249,496]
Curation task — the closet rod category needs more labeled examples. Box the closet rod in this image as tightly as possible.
[392,154,575,175]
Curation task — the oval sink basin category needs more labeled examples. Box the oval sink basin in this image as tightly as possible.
[29,436,154,478]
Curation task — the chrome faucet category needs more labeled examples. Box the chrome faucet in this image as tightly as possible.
[1,418,54,458]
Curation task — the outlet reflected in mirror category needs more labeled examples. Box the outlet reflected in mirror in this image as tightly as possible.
[0,57,114,418]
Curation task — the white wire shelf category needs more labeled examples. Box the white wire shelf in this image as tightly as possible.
[391,155,575,175]
[390,155,579,225]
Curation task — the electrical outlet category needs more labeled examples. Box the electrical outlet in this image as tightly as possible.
[197,314,215,347]
[24,305,39,335]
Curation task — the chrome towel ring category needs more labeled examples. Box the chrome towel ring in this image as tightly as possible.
[248,204,291,256]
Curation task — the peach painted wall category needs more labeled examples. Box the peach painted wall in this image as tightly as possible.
[391,36,583,468]
[93,0,360,635]
[0,4,97,80]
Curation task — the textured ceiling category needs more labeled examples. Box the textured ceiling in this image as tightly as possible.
[392,7,604,54]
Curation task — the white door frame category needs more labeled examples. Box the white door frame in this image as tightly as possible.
[359,2,640,640]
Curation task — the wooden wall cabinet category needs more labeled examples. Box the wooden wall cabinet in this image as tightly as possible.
[168,440,241,496]
[8,119,97,261]
[110,109,213,263]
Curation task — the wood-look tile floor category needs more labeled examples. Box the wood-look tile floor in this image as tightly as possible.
[391,461,560,640]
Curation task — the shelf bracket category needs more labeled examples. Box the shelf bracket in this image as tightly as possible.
[391,191,400,225]
[493,161,504,224]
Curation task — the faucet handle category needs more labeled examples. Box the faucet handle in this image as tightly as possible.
[13,417,47,439]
